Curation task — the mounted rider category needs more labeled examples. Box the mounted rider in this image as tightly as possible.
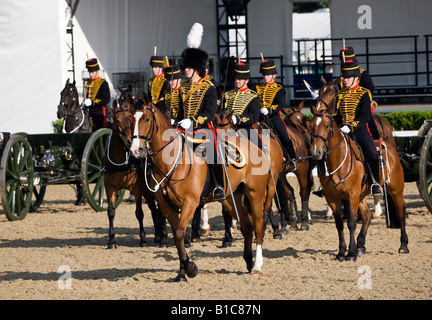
[256,58,297,170]
[175,23,225,202]
[223,62,262,149]
[148,55,169,106]
[335,59,382,195]
[156,64,182,120]
[84,58,110,131]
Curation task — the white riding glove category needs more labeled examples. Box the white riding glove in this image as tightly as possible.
[232,115,238,125]
[340,125,351,134]
[260,108,269,116]
[84,98,93,107]
[170,118,176,126]
[179,118,192,130]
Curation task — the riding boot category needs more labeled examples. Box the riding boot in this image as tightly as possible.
[367,158,383,195]
[285,139,297,171]
[209,163,226,202]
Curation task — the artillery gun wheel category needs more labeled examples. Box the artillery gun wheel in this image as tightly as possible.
[418,128,432,213]
[30,184,46,212]
[81,129,124,212]
[0,135,34,220]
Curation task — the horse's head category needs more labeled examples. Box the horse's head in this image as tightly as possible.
[129,99,157,159]
[213,109,234,130]
[309,83,339,161]
[112,100,133,149]
[57,78,78,119]
[282,101,309,132]
[118,87,136,112]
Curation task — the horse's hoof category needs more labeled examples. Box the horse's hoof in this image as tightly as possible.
[345,255,357,262]
[139,240,148,248]
[336,254,345,262]
[174,276,187,282]
[107,243,117,249]
[74,199,86,206]
[251,270,263,277]
[398,247,410,254]
[201,228,210,237]
[184,241,191,248]
[186,262,198,278]
[300,225,309,231]
[273,233,283,240]
[221,241,232,248]
[356,247,366,256]
[290,225,299,232]
[280,227,289,235]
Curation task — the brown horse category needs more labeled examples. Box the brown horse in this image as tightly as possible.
[103,92,167,249]
[309,82,409,261]
[126,95,281,281]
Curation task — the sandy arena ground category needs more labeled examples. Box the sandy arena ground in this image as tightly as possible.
[0,177,431,301]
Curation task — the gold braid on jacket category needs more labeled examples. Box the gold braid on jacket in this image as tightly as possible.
[224,88,258,124]
[336,85,372,129]
[148,75,166,104]
[255,83,282,111]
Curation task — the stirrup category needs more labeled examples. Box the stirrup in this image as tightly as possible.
[312,189,325,198]
[371,183,383,195]
[289,159,297,171]
[213,186,226,202]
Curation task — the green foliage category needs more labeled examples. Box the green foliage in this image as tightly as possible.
[376,111,432,131]
[52,119,64,133]
[301,110,432,131]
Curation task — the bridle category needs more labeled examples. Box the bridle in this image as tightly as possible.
[58,85,86,133]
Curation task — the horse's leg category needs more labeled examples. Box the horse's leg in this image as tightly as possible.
[345,196,361,261]
[276,178,290,235]
[74,183,86,206]
[134,194,147,247]
[222,207,234,248]
[356,198,373,256]
[201,204,211,236]
[387,186,409,253]
[191,204,203,242]
[106,187,117,249]
[147,199,168,247]
[330,201,346,261]
[282,178,299,231]
[248,192,266,276]
[175,200,199,281]
[296,167,313,231]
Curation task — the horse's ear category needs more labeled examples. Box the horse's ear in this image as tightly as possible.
[321,75,327,84]
[66,78,70,85]
[112,100,118,110]
[141,92,151,105]
[295,100,305,111]
[72,79,76,86]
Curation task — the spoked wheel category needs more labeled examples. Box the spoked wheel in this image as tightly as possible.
[0,135,35,221]
[30,184,46,212]
[81,129,125,212]
[418,128,432,213]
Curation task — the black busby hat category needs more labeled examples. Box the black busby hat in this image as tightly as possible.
[164,65,182,81]
[259,59,277,75]
[86,58,100,72]
[339,47,356,61]
[233,62,250,79]
[341,59,361,78]
[149,56,164,68]
[180,23,208,78]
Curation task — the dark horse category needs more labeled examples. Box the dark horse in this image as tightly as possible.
[57,78,92,205]
[103,91,167,248]
[309,82,409,261]
[57,78,92,133]
[126,95,282,281]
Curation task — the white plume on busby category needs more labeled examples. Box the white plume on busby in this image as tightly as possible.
[186,22,203,49]
[180,22,208,78]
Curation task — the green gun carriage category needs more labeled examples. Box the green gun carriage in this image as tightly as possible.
[394,120,432,213]
[0,129,124,221]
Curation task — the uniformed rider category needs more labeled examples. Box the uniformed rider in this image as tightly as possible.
[176,46,226,201]
[335,59,382,195]
[148,55,169,106]
[256,59,297,170]
[84,58,110,130]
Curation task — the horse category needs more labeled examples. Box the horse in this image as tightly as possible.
[103,92,168,249]
[57,78,92,133]
[212,110,312,238]
[57,78,92,205]
[126,95,282,281]
[309,82,409,261]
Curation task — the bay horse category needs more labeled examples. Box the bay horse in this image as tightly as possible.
[309,82,409,261]
[103,92,167,248]
[126,95,282,281]
[57,78,92,205]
